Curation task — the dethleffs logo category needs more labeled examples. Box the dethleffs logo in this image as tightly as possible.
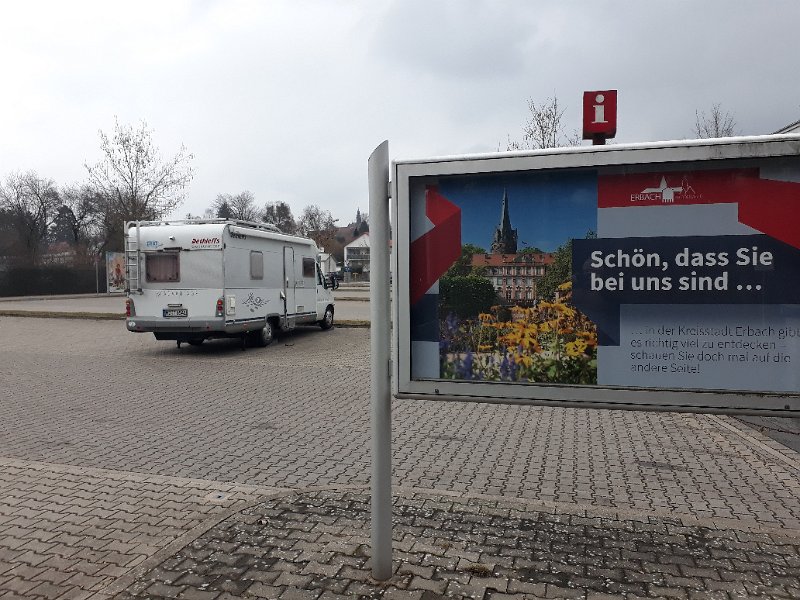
[191,237,221,248]
[630,175,701,204]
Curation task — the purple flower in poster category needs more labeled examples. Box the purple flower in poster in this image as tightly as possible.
[445,313,459,337]
[441,312,460,353]
[457,351,474,380]
[499,350,518,381]
[500,351,511,380]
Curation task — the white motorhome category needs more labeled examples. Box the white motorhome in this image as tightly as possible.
[124,219,335,348]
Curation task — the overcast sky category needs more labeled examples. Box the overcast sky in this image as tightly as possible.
[2,0,799,226]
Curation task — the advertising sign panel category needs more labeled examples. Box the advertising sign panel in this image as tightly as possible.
[106,251,126,293]
[393,136,800,415]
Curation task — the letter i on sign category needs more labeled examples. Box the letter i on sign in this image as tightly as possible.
[593,94,607,124]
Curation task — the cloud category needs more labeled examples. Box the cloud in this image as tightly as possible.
[373,0,536,81]
[0,0,799,227]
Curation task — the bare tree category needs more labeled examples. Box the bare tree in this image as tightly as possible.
[0,206,22,259]
[262,201,297,234]
[694,103,738,138]
[0,171,61,264]
[59,184,105,255]
[505,95,581,150]
[212,191,259,221]
[85,117,194,221]
[297,204,337,249]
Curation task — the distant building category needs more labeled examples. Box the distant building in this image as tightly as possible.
[473,190,553,305]
[318,252,338,275]
[41,241,77,266]
[327,208,370,264]
[344,232,370,276]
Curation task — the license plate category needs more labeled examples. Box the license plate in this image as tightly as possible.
[163,308,188,318]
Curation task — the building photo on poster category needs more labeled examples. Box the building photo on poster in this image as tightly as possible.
[399,139,800,409]
[408,171,599,385]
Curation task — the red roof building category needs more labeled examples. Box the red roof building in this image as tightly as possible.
[471,251,554,304]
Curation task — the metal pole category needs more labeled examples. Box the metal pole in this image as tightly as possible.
[368,140,392,580]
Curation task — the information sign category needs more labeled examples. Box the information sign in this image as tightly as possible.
[583,90,617,141]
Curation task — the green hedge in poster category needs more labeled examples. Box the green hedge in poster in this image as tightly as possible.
[439,275,498,318]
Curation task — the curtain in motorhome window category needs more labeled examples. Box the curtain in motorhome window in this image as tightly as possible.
[250,251,264,280]
[302,257,315,278]
[145,253,180,282]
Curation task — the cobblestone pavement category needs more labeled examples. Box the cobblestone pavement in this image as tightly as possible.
[1,316,799,598]
[116,490,800,600]
[0,458,283,600]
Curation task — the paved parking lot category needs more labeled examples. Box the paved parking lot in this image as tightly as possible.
[1,316,799,598]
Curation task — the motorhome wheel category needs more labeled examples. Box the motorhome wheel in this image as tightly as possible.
[256,321,274,347]
[320,306,334,330]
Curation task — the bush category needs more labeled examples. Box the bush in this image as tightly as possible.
[439,275,498,319]
[0,265,106,296]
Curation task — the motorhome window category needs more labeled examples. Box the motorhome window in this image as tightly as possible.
[302,257,315,278]
[145,253,180,282]
[250,251,264,280]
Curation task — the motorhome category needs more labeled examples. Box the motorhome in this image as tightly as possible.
[124,219,335,348]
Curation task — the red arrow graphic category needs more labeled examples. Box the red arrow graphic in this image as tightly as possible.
[409,186,461,305]
[738,176,800,250]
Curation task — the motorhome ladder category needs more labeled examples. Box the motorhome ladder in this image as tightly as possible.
[124,224,142,294]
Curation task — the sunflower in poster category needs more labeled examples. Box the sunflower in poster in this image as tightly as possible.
[440,282,598,385]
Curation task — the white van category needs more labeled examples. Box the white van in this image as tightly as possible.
[124,219,335,348]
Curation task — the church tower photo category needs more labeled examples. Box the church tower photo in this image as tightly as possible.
[490,189,518,254]
[472,189,554,306]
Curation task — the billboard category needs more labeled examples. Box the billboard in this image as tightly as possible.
[393,136,800,415]
[106,251,126,293]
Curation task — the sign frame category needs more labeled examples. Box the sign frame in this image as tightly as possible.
[392,135,800,416]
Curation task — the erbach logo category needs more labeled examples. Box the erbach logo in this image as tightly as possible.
[630,175,701,204]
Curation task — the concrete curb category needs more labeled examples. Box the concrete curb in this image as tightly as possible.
[0,310,125,320]
[0,310,372,328]
[0,293,125,302]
